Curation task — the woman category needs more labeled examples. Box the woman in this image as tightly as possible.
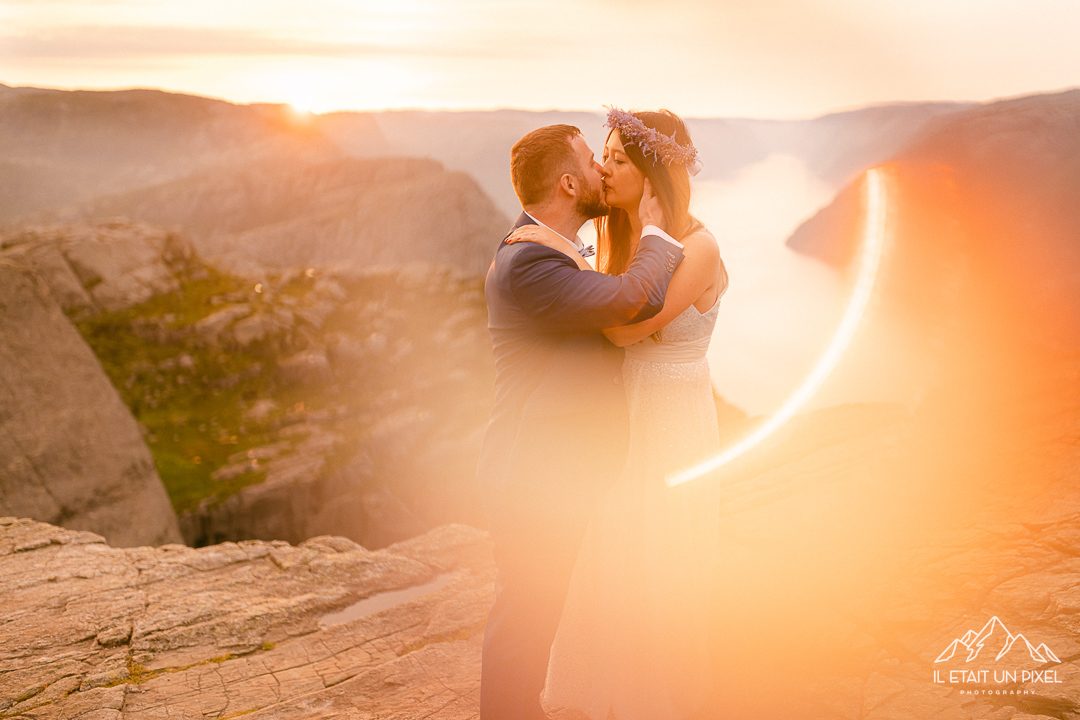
[506,108,729,720]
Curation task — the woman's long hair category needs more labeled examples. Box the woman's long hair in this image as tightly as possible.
[595,109,700,276]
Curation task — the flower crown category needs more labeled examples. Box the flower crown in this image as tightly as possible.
[604,106,702,177]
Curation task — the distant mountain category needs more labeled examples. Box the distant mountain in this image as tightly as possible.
[317,104,969,219]
[59,156,509,276]
[0,84,344,222]
[787,89,1080,350]
[780,89,1080,513]
[1,83,970,252]
[715,102,971,186]
[316,109,605,221]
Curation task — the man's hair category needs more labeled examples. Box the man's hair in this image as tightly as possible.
[510,124,582,206]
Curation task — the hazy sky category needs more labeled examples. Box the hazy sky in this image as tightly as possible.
[2,0,1077,118]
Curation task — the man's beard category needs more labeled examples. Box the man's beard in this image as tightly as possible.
[574,176,609,220]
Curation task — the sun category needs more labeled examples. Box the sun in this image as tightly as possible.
[285,88,315,115]
[288,98,314,115]
[276,70,321,115]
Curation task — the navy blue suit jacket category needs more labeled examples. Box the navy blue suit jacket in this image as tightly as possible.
[477,212,684,501]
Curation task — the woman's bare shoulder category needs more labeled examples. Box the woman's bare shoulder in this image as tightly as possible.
[679,226,719,260]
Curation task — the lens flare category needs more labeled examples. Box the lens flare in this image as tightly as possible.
[666,167,889,487]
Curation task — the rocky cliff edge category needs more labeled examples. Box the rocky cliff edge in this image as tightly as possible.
[0,259,182,548]
[0,517,494,719]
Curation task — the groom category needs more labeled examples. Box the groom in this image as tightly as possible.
[477,124,684,720]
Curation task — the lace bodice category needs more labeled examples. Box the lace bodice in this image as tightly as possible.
[623,293,722,364]
[662,294,722,341]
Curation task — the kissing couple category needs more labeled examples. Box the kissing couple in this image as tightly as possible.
[477,107,730,720]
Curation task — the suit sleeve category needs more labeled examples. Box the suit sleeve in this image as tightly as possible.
[508,234,684,333]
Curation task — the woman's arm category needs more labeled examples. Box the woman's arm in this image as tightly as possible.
[505,225,592,270]
[602,231,722,347]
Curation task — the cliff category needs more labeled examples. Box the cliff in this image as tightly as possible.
[0,87,509,278]
[0,517,493,718]
[0,219,193,315]
[789,90,1080,283]
[2,218,495,551]
[783,88,1080,420]
[0,259,182,548]
[63,157,508,277]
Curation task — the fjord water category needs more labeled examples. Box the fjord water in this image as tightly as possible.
[690,154,842,416]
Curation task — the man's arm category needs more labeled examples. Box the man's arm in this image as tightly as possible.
[603,230,722,346]
[509,230,684,333]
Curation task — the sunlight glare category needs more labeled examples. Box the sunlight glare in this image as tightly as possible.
[666,167,890,487]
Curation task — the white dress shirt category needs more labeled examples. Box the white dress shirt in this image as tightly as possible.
[523,212,684,254]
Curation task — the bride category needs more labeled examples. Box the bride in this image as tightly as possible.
[506,108,729,720]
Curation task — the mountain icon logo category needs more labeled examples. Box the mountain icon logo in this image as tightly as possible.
[935,616,1061,663]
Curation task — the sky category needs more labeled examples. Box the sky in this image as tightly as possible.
[1,0,1078,119]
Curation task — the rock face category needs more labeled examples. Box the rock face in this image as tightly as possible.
[180,422,442,553]
[169,265,495,551]
[0,261,182,548]
[0,220,193,314]
[66,156,508,277]
[783,89,1080,414]
[0,218,494,552]
[0,516,494,718]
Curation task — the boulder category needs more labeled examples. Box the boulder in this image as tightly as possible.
[191,303,252,342]
[277,348,333,386]
[0,219,191,313]
[0,261,182,547]
[0,238,94,312]
[242,398,279,424]
[179,426,388,548]
[326,331,366,370]
[232,307,295,346]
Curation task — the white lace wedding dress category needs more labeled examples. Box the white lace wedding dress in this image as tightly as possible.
[541,286,726,720]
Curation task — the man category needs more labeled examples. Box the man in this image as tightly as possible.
[477,124,685,720]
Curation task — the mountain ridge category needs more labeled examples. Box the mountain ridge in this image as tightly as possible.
[1,83,980,225]
[42,155,508,276]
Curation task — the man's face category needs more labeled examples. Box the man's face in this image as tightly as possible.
[570,134,608,219]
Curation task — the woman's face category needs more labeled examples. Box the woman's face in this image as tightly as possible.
[601,131,645,211]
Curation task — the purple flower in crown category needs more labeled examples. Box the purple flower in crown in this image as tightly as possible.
[603,106,702,176]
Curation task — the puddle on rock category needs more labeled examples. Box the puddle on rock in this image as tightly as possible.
[319,572,457,627]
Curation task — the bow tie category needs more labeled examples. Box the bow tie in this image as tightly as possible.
[579,245,596,259]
